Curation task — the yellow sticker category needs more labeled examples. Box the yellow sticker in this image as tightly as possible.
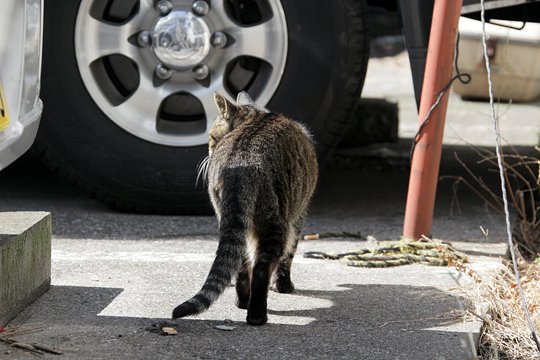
[0,85,9,132]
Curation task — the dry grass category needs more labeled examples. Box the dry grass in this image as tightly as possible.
[447,145,540,358]
[445,146,540,258]
[462,258,540,359]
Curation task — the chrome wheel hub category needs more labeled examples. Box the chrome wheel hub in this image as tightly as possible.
[151,10,211,71]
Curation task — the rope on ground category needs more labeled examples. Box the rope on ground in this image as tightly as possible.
[303,239,468,268]
[480,0,540,352]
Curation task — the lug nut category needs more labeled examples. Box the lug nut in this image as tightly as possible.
[192,64,209,80]
[192,0,209,16]
[137,31,151,47]
[156,0,173,16]
[211,32,227,48]
[156,64,173,80]
[158,33,172,48]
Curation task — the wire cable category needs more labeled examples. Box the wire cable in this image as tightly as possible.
[409,32,471,160]
[480,0,540,353]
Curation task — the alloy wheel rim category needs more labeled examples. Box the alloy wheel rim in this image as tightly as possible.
[75,0,288,146]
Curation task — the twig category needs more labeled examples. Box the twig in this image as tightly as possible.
[0,324,61,356]
[32,343,64,355]
[459,148,540,223]
[11,342,43,355]
[440,175,501,213]
[450,177,462,216]
[2,325,47,337]
[454,152,504,208]
[364,314,461,330]
[471,148,538,221]
[0,337,43,355]
[303,231,363,241]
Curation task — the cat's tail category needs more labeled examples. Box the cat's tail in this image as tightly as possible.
[172,189,248,319]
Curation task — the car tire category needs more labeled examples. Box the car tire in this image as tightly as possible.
[35,0,369,214]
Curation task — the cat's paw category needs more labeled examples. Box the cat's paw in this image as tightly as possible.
[236,299,248,309]
[271,279,295,294]
[246,313,268,326]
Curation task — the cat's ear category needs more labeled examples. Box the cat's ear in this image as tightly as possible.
[236,91,255,107]
[214,92,236,119]
[236,91,270,113]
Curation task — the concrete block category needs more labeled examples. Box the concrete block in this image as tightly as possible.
[0,212,51,325]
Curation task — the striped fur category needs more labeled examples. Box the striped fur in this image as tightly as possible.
[172,92,318,325]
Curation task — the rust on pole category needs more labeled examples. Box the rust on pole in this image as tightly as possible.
[402,0,463,240]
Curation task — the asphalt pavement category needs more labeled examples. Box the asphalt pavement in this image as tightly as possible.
[1,52,539,359]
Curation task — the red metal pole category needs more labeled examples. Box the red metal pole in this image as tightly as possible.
[402,0,462,240]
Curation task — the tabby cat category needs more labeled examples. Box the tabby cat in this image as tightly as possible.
[172,92,318,325]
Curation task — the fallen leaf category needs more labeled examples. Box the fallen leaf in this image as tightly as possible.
[161,327,178,335]
[214,325,236,331]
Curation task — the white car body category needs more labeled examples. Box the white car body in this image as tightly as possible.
[0,0,43,170]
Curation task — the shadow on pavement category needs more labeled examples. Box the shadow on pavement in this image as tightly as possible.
[6,282,476,359]
[0,143,536,242]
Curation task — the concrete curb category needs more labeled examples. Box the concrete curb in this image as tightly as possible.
[0,212,52,326]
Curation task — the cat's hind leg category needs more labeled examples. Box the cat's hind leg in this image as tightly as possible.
[271,217,303,294]
[271,252,296,293]
[246,223,285,325]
